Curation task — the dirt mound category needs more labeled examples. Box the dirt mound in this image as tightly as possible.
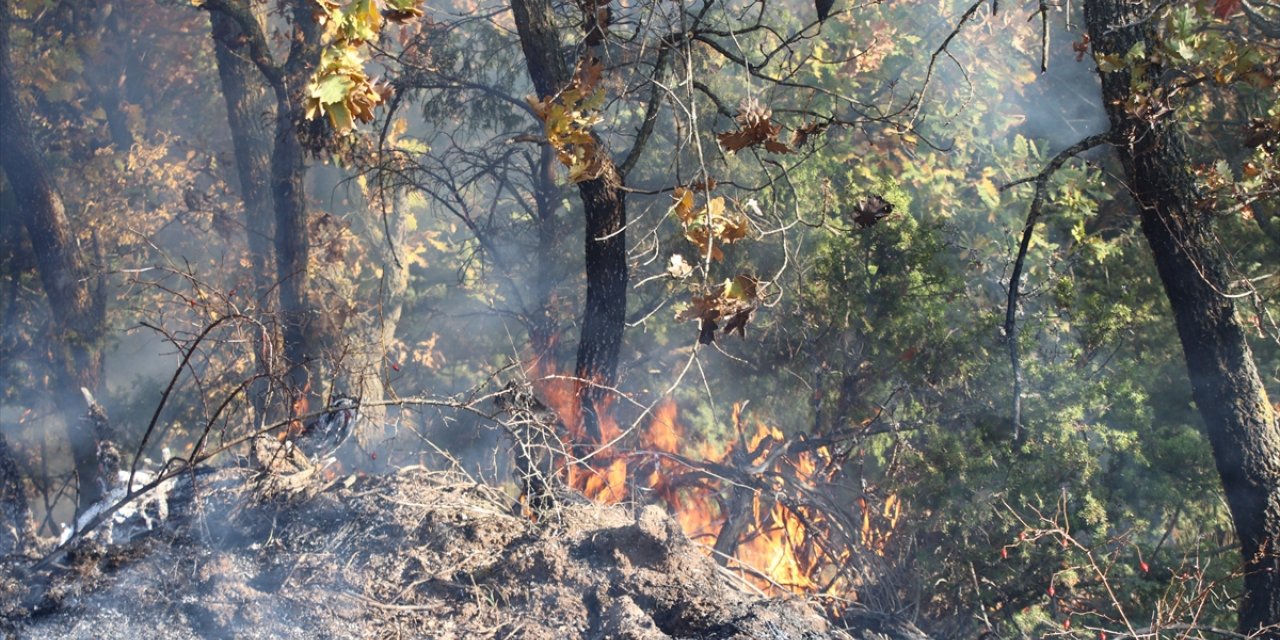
[1,467,914,639]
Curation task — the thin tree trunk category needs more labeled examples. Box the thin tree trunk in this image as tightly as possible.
[1086,0,1280,633]
[346,190,410,451]
[210,8,278,426]
[529,143,561,357]
[510,0,628,445]
[76,2,134,151]
[0,0,106,511]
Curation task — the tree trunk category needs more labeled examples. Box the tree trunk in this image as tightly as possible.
[272,100,318,402]
[343,188,410,452]
[0,0,106,512]
[273,0,330,411]
[202,0,330,416]
[75,2,134,152]
[529,143,562,357]
[510,0,628,445]
[0,430,33,556]
[1086,0,1280,633]
[209,8,278,426]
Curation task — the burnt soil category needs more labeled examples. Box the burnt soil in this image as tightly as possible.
[0,467,916,639]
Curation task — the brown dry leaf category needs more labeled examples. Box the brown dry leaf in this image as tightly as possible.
[677,275,760,344]
[672,187,697,224]
[383,0,425,23]
[1072,34,1091,62]
[790,121,828,148]
[717,98,791,154]
[576,57,604,91]
[683,226,721,262]
[676,195,751,261]
[527,95,553,121]
[764,139,792,154]
[690,177,718,192]
[851,195,894,229]
[666,254,694,279]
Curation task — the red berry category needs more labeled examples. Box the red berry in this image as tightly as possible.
[1048,584,1056,597]
[1001,548,1008,559]
[1140,561,1150,573]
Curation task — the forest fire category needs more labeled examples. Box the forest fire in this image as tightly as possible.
[528,374,901,609]
[530,372,629,504]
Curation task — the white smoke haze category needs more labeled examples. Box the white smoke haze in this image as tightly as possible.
[1,0,1275,637]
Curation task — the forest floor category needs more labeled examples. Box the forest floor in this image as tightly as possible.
[0,465,918,639]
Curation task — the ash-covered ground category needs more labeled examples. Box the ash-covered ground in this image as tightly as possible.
[0,466,926,639]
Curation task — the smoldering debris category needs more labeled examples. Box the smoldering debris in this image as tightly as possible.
[0,466,925,640]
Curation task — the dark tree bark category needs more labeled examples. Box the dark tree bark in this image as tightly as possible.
[1086,0,1280,634]
[529,143,562,357]
[273,0,325,402]
[202,0,332,415]
[74,2,134,151]
[0,430,33,556]
[209,8,278,425]
[0,0,107,512]
[510,0,629,444]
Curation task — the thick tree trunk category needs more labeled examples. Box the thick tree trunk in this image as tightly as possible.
[510,0,628,444]
[210,8,278,426]
[273,0,330,411]
[1086,0,1280,634]
[0,1,106,512]
[203,0,330,415]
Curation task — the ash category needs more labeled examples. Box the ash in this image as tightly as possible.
[0,467,923,639]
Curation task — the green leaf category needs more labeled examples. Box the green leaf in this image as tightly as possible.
[310,74,355,106]
[977,178,1000,208]
[1124,42,1147,64]
[326,101,355,133]
[1095,54,1125,73]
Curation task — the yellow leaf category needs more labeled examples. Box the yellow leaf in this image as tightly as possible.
[672,187,695,222]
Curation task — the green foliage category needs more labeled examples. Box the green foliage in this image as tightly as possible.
[1,0,1275,635]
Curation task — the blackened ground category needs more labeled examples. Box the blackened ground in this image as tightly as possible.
[1,467,925,639]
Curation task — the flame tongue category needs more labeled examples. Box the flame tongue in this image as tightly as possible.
[531,371,627,503]
[528,367,897,610]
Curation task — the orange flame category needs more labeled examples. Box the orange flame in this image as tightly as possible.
[523,359,901,608]
[637,400,902,603]
[529,364,627,504]
[282,382,312,441]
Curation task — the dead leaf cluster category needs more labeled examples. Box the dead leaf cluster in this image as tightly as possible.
[717,98,792,154]
[677,275,760,344]
[527,59,608,183]
[670,187,750,261]
[849,195,894,229]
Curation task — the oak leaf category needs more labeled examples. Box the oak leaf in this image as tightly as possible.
[717,98,791,154]
[677,275,760,345]
[851,195,894,229]
[790,121,828,148]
